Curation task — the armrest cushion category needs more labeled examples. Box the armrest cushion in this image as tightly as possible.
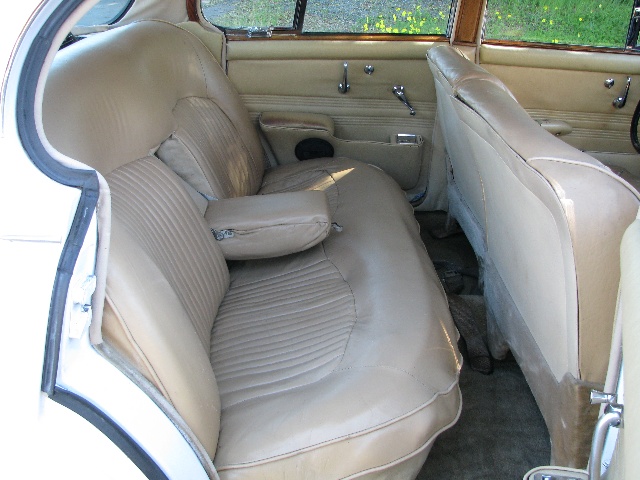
[259,112,335,135]
[205,191,331,260]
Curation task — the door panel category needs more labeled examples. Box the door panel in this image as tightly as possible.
[479,45,640,176]
[226,39,446,206]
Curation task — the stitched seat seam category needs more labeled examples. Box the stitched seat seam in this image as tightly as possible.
[216,375,461,470]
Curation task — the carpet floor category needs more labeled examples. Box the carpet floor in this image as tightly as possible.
[415,211,550,479]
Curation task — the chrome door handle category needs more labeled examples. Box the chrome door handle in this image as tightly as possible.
[613,76,631,108]
[588,408,622,480]
[338,62,350,94]
[392,85,416,116]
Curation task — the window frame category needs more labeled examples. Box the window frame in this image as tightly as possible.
[191,0,640,53]
[626,0,640,49]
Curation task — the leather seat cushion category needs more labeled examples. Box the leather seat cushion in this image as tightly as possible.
[212,159,462,476]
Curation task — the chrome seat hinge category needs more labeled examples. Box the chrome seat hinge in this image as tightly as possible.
[69,274,97,339]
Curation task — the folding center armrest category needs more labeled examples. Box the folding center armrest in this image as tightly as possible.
[204,191,332,260]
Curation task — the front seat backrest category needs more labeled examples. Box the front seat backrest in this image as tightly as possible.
[427,45,516,258]
[454,77,640,466]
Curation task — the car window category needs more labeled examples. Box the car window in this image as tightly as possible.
[483,0,634,48]
[201,0,298,29]
[76,0,134,27]
[303,1,451,34]
[202,0,453,36]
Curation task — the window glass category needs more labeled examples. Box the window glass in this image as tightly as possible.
[303,1,451,34]
[76,0,132,27]
[202,0,297,29]
[201,0,452,34]
[484,0,632,48]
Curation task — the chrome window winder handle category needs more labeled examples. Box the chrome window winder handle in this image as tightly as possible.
[613,76,631,108]
[338,62,350,94]
[393,85,416,116]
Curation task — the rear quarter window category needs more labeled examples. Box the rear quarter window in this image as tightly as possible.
[76,0,134,27]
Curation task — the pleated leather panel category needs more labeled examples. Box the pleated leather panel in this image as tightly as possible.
[108,156,230,350]
[259,167,339,216]
[211,246,356,407]
[157,97,264,200]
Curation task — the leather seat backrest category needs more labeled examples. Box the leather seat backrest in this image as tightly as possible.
[454,78,640,384]
[41,20,272,460]
[427,45,516,254]
[43,21,265,199]
[104,156,228,459]
[427,45,514,92]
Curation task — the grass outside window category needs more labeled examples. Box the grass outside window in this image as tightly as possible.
[484,0,633,48]
[201,0,296,29]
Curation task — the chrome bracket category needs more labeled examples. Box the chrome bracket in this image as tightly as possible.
[392,85,416,116]
[246,26,273,38]
[212,229,234,241]
[338,62,350,94]
[69,274,97,339]
[590,390,617,405]
[613,76,631,108]
[395,133,420,145]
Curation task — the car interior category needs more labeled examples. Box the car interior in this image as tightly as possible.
[35,0,640,477]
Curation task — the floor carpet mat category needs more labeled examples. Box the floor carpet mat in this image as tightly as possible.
[416,211,551,479]
[418,357,551,479]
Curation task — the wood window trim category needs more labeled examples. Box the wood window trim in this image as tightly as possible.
[452,0,484,44]
[225,33,450,42]
[186,0,198,21]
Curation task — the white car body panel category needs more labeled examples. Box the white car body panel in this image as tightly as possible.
[1,1,210,477]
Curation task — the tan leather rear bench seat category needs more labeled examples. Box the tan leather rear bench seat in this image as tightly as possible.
[428,45,640,467]
[43,21,461,478]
